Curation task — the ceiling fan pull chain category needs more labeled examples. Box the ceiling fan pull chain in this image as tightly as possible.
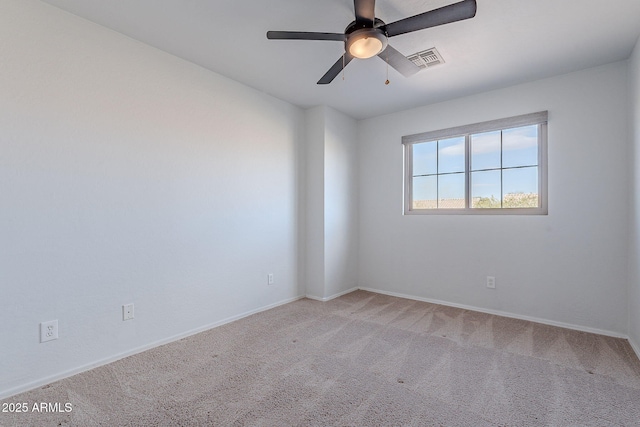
[342,53,345,81]
[385,54,390,85]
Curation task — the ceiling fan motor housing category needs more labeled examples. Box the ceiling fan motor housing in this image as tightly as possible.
[345,19,388,59]
[266,0,477,84]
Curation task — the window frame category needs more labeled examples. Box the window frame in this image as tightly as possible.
[403,111,548,215]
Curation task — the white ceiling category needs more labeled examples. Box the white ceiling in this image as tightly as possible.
[40,0,640,119]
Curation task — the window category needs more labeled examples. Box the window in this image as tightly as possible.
[403,111,547,215]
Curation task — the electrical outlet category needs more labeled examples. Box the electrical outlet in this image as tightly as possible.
[122,303,134,321]
[40,320,58,343]
[487,276,496,289]
[267,273,274,285]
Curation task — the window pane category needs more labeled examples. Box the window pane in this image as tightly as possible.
[404,112,547,215]
[471,131,501,171]
[503,166,538,208]
[471,170,501,208]
[503,125,538,168]
[413,141,437,176]
[438,173,465,209]
[438,136,465,174]
[413,175,437,209]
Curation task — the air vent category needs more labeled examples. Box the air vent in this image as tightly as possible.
[406,48,444,69]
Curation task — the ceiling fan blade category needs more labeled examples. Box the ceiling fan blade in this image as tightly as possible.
[379,45,421,77]
[267,31,345,41]
[354,0,376,25]
[384,0,476,38]
[318,52,354,85]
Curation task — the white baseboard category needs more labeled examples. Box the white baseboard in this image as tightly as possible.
[306,287,359,302]
[0,295,304,400]
[3,288,634,400]
[358,287,628,339]
[629,337,640,361]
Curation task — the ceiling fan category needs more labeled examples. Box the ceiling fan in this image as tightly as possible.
[266,0,477,84]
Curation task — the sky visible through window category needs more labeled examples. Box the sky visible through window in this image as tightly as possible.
[412,125,538,207]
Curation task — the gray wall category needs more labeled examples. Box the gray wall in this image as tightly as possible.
[304,106,326,299]
[357,62,630,336]
[305,106,359,300]
[629,36,640,353]
[324,107,359,299]
[0,0,304,398]
[2,0,639,400]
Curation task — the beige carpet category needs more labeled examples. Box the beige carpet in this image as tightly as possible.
[2,290,640,426]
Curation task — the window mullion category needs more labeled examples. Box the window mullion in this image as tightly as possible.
[402,111,548,215]
[406,143,413,213]
[436,140,440,209]
[500,130,504,208]
[465,134,470,209]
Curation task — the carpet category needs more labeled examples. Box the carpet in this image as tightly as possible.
[2,290,640,426]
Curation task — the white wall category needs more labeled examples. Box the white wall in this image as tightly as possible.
[629,36,640,352]
[305,106,358,300]
[2,0,636,401]
[358,62,630,335]
[305,106,326,299]
[324,108,358,298]
[0,0,304,398]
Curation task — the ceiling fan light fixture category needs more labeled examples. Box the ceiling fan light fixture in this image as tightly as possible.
[267,0,477,84]
[346,28,387,59]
